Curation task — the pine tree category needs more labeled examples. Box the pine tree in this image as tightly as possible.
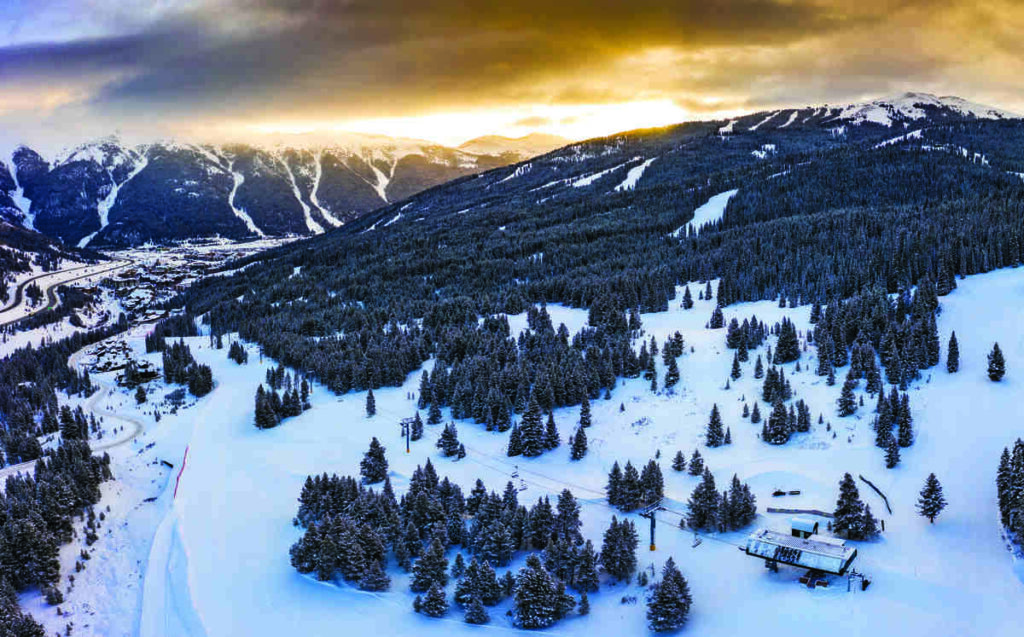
[646,558,692,632]
[837,373,857,416]
[885,436,900,469]
[947,332,960,373]
[544,411,560,449]
[599,517,639,581]
[411,411,424,441]
[420,582,449,618]
[606,461,623,507]
[754,355,764,379]
[365,389,376,417]
[665,356,681,388]
[705,404,725,447]
[520,394,546,457]
[682,286,694,309]
[750,402,761,424]
[358,560,391,591]
[427,399,443,425]
[579,395,592,428]
[410,537,449,592]
[686,468,719,531]
[512,555,570,629]
[135,385,146,404]
[833,473,867,540]
[437,423,461,457]
[687,450,704,476]
[730,353,742,380]
[672,450,686,472]
[579,590,591,615]
[988,343,1006,381]
[360,437,388,484]
[917,473,948,523]
[573,540,600,592]
[464,596,490,624]
[570,427,588,460]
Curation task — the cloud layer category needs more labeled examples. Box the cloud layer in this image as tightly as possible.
[1,0,1022,146]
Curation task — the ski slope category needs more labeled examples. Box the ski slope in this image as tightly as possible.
[673,189,739,237]
[28,267,1024,636]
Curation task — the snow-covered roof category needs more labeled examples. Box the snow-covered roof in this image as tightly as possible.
[745,529,857,575]
[791,516,819,533]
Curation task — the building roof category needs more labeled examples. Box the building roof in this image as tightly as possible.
[745,528,858,575]
[791,516,819,532]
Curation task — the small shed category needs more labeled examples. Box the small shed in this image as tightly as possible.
[745,528,858,576]
[791,516,820,538]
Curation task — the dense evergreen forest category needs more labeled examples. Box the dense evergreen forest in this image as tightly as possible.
[181,118,1024,423]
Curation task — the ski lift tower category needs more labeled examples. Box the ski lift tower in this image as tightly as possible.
[399,417,415,453]
[638,500,665,551]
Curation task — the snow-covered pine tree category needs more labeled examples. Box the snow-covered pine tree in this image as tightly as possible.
[410,537,449,592]
[917,473,948,523]
[544,411,560,450]
[365,389,376,417]
[688,450,704,476]
[579,395,592,428]
[358,560,391,591]
[427,398,443,425]
[599,517,639,582]
[606,461,623,507]
[665,356,680,389]
[988,343,1006,381]
[464,595,489,624]
[420,582,449,618]
[646,557,692,632]
[640,460,665,505]
[686,468,719,531]
[833,473,867,540]
[885,436,900,468]
[838,373,857,416]
[750,401,761,424]
[619,461,642,511]
[682,286,693,309]
[947,331,960,373]
[520,394,546,457]
[672,450,686,472]
[570,427,588,460]
[360,437,388,484]
[512,555,569,629]
[436,422,461,457]
[705,404,725,447]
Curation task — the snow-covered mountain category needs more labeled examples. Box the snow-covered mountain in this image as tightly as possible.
[0,132,557,248]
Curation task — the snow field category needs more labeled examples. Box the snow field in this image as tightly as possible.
[27,267,1024,636]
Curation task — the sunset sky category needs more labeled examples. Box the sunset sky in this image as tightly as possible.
[2,0,1023,149]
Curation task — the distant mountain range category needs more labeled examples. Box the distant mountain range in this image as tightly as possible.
[0,93,1015,250]
[0,131,568,249]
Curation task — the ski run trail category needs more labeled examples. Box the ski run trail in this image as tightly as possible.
[20,268,1024,637]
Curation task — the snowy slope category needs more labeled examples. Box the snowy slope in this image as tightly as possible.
[673,189,739,237]
[29,265,1024,637]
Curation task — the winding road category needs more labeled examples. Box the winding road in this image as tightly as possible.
[0,326,146,484]
[0,259,132,329]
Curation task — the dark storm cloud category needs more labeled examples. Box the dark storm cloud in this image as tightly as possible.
[0,0,880,119]
[1,0,1020,133]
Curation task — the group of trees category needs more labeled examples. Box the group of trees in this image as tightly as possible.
[0,439,112,633]
[161,340,213,397]
[606,459,664,511]
[997,440,1024,543]
[686,470,757,532]
[254,365,312,429]
[832,474,880,541]
[873,388,915,468]
[507,394,560,458]
[290,453,672,627]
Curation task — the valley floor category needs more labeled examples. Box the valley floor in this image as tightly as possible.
[22,267,1024,636]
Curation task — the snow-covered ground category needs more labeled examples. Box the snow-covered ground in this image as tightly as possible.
[23,267,1024,636]
[672,190,739,238]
